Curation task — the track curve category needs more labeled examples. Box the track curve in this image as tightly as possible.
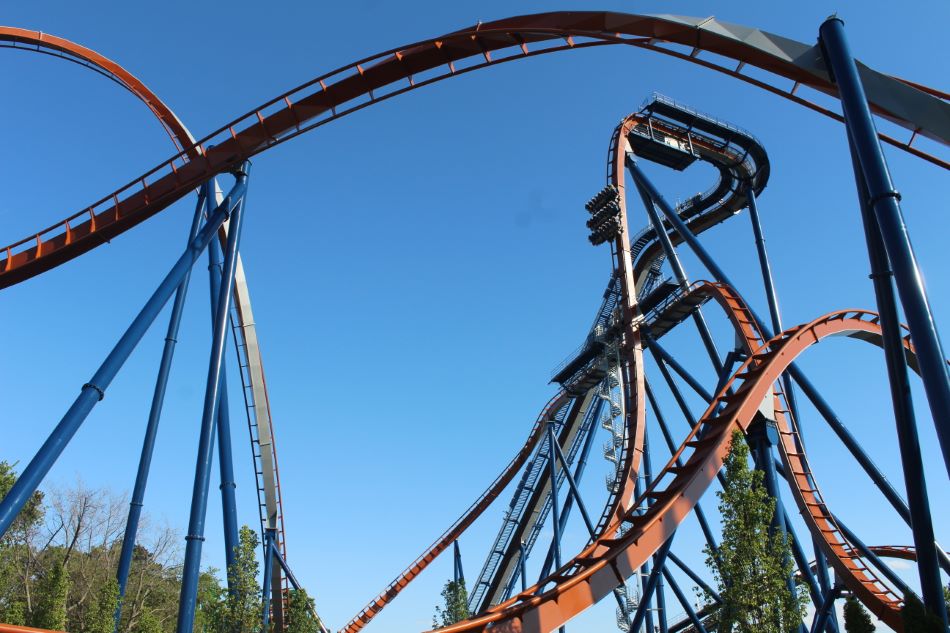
[3,11,948,289]
[421,283,919,633]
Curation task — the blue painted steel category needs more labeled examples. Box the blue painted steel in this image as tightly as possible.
[631,168,723,374]
[629,536,674,633]
[114,189,207,630]
[644,381,721,560]
[645,334,714,403]
[662,568,707,633]
[550,439,596,536]
[667,552,720,604]
[531,397,604,590]
[454,540,465,585]
[545,421,563,572]
[642,426,667,633]
[632,162,950,593]
[777,511,823,611]
[820,16,950,482]
[847,141,948,625]
[261,528,276,631]
[749,421,806,633]
[833,515,916,600]
[176,163,250,633]
[633,475,656,633]
[0,172,249,539]
[811,586,843,633]
[518,541,528,593]
[206,219,240,586]
[748,147,837,633]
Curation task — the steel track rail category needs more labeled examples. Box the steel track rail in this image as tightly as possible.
[2,11,948,288]
[427,282,922,632]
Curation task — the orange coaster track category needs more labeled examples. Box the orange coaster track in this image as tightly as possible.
[4,11,948,633]
[2,12,947,289]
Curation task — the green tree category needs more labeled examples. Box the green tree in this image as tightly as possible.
[901,594,944,633]
[0,461,45,624]
[221,525,262,633]
[194,569,226,633]
[31,563,69,631]
[285,589,322,633]
[704,429,805,633]
[433,579,469,628]
[83,577,120,633]
[843,596,875,633]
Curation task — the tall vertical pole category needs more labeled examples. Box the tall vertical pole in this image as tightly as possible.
[519,541,528,594]
[176,163,250,633]
[749,420,806,633]
[261,528,276,631]
[545,420,566,633]
[206,213,240,586]
[115,189,207,630]
[847,139,947,624]
[534,397,604,586]
[745,181,836,630]
[546,421,563,573]
[630,160,723,375]
[642,426,667,633]
[820,16,950,480]
[0,173,248,539]
[453,540,465,585]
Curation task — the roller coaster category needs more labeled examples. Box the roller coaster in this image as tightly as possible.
[1,10,949,633]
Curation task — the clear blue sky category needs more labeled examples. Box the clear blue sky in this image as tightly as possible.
[1,1,948,631]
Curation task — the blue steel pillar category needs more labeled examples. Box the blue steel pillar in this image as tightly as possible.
[0,171,249,539]
[749,419,806,633]
[453,540,465,585]
[206,214,240,587]
[846,137,947,625]
[820,16,950,482]
[176,163,250,633]
[114,189,207,630]
[630,158,723,375]
[261,527,276,631]
[745,181,837,632]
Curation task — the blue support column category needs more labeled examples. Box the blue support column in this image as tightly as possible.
[206,218,240,587]
[114,189,207,630]
[645,334,713,403]
[176,163,250,633]
[662,567,707,633]
[519,541,528,593]
[667,552,720,604]
[630,536,675,633]
[811,585,843,633]
[546,421,563,573]
[0,171,249,539]
[644,381,721,560]
[642,427,668,633]
[261,528,276,631]
[532,397,604,589]
[630,164,723,375]
[749,419,807,633]
[820,16,950,482]
[846,136,947,625]
[832,516,916,600]
[453,540,465,585]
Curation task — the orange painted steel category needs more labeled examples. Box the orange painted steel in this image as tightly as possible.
[0,625,65,633]
[3,12,948,289]
[0,27,197,156]
[409,283,918,633]
[343,391,571,631]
